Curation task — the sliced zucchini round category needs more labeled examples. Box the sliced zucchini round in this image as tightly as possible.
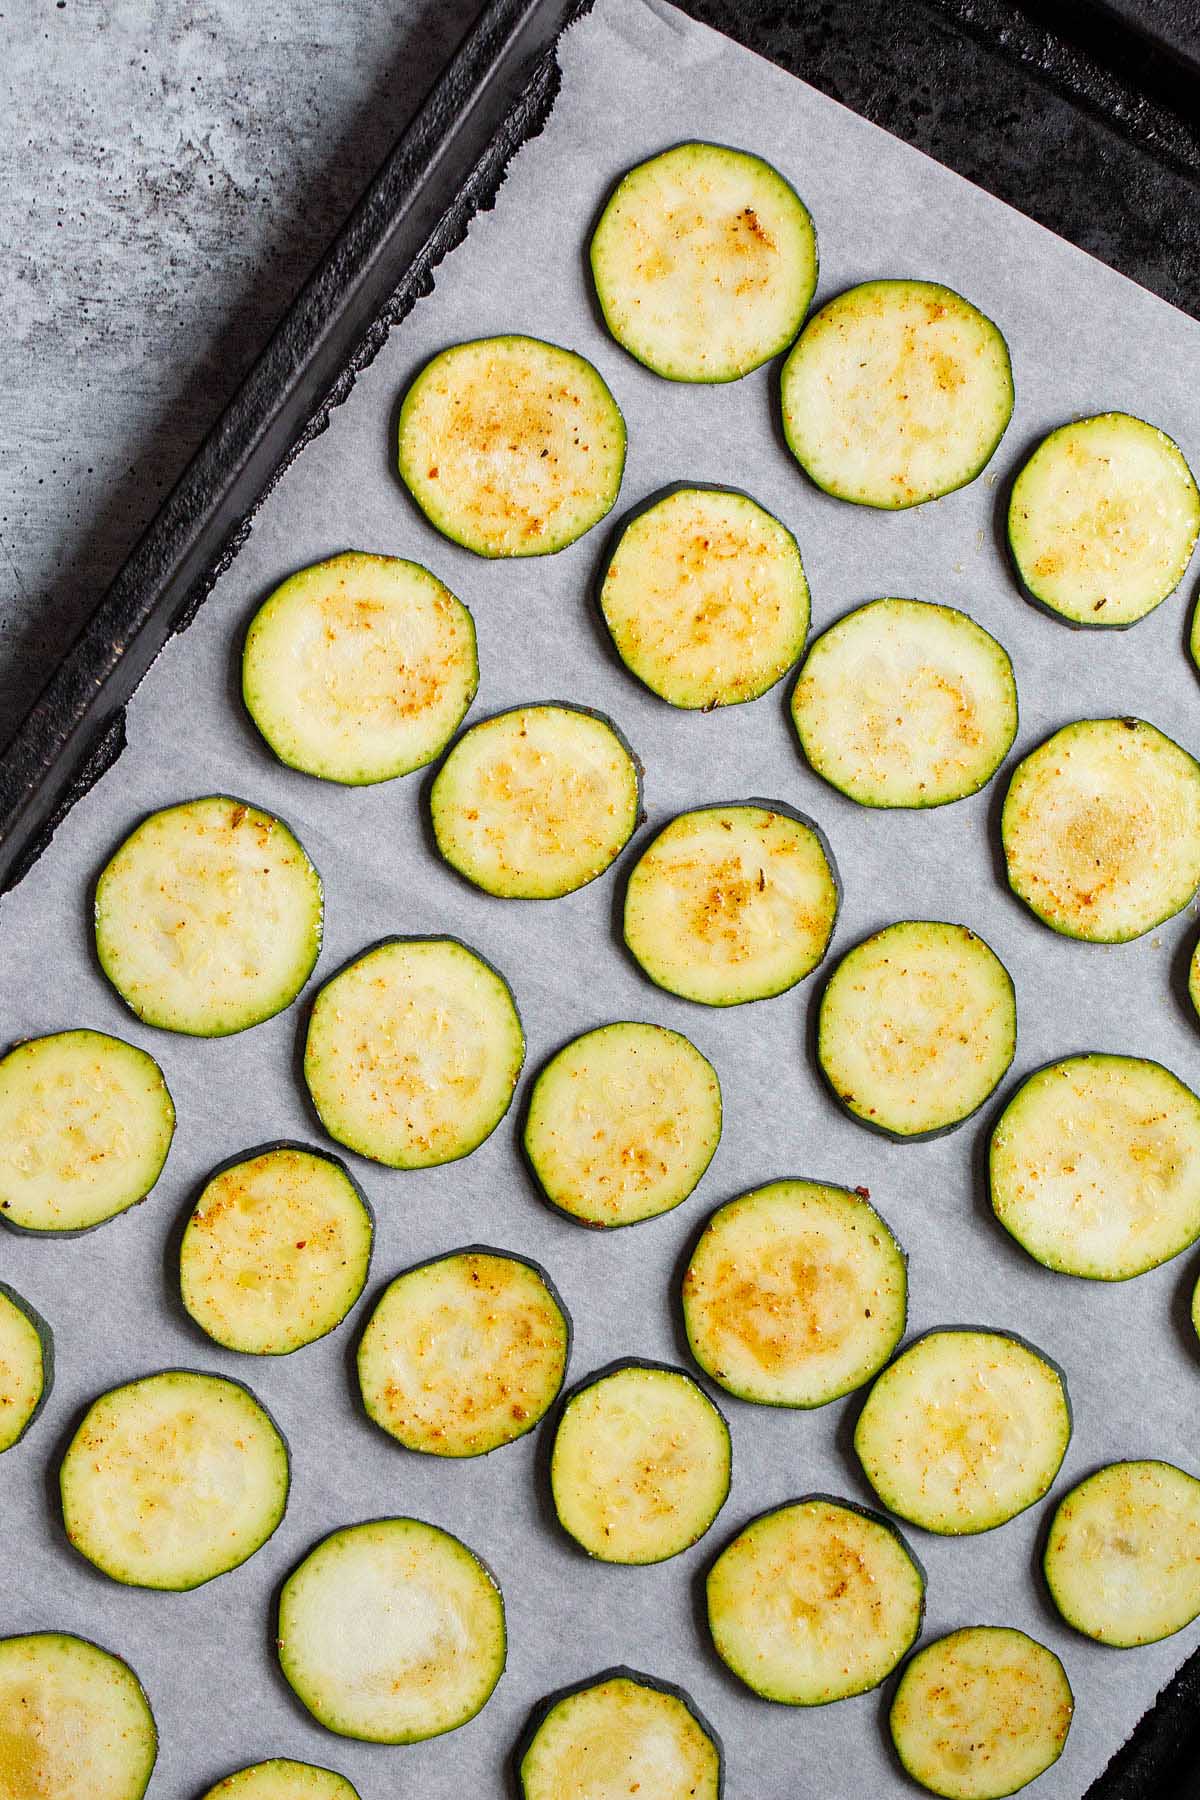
[0,1631,156,1800]
[95,796,323,1035]
[590,141,817,383]
[854,1328,1071,1535]
[550,1360,730,1564]
[179,1144,374,1354]
[242,551,477,783]
[889,1626,1073,1800]
[200,1763,359,1800]
[1008,413,1200,627]
[397,335,625,557]
[792,598,1017,808]
[598,486,809,709]
[60,1370,289,1589]
[518,1668,722,1800]
[1190,935,1200,1022]
[1044,1459,1200,1646]
[623,801,839,1005]
[706,1496,924,1704]
[780,279,1013,509]
[430,703,640,899]
[0,1282,51,1451]
[817,921,1016,1138]
[990,1054,1200,1280]
[523,1020,721,1228]
[0,1028,174,1233]
[682,1179,906,1407]
[277,1517,505,1742]
[303,936,524,1168]
[1001,717,1200,942]
[357,1247,569,1456]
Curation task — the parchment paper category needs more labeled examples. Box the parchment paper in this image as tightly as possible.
[3,2,1200,1794]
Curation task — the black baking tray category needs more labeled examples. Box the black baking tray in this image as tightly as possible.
[1,0,1198,1790]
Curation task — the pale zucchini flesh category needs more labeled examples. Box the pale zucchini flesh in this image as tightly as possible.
[94,796,323,1035]
[518,1669,722,1800]
[623,801,839,1005]
[682,1179,906,1407]
[430,704,641,899]
[0,1282,51,1450]
[523,1020,722,1228]
[780,279,1013,508]
[277,1517,505,1742]
[200,1763,360,1800]
[397,335,625,557]
[242,551,477,783]
[1044,1459,1200,1647]
[792,598,1017,808]
[1190,935,1200,1023]
[590,141,817,383]
[1001,717,1200,942]
[854,1329,1070,1535]
[817,921,1016,1138]
[0,1631,157,1800]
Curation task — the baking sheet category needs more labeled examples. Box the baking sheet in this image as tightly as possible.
[3,0,1200,1793]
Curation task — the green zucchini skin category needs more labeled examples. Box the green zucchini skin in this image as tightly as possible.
[0,1280,53,1449]
[514,1665,724,1799]
[0,1630,158,1800]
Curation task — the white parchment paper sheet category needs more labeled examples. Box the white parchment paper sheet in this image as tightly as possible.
[3,1,1200,1793]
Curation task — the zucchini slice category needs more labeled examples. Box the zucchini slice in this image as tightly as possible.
[1044,1459,1200,1646]
[523,1020,722,1228]
[303,937,524,1168]
[990,1054,1200,1280]
[706,1496,924,1704]
[681,1179,906,1407]
[0,1282,52,1450]
[357,1246,569,1456]
[201,1764,359,1800]
[179,1144,374,1354]
[0,1028,174,1234]
[397,336,625,557]
[1008,413,1200,627]
[854,1329,1071,1535]
[550,1360,730,1564]
[518,1668,722,1800]
[0,1631,156,1800]
[242,551,477,783]
[780,279,1012,508]
[277,1517,505,1742]
[599,486,809,708]
[817,921,1016,1139]
[623,801,839,1005]
[1001,717,1200,941]
[60,1370,289,1589]
[430,703,640,899]
[792,599,1017,808]
[1191,935,1200,1022]
[889,1627,1073,1800]
[95,796,323,1035]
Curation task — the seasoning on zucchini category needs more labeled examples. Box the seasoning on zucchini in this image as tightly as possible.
[357,1247,569,1456]
[60,1370,289,1589]
[95,796,323,1035]
[430,703,640,899]
[277,1517,505,1742]
[397,335,625,557]
[0,1282,52,1451]
[706,1496,924,1704]
[890,1627,1073,1800]
[817,921,1016,1138]
[792,598,1017,807]
[854,1328,1070,1535]
[682,1179,906,1407]
[590,141,817,383]
[1001,717,1200,942]
[1044,1459,1200,1646]
[990,1054,1200,1280]
[242,551,478,783]
[780,279,1012,508]
[1008,413,1200,627]
[0,1631,157,1800]
[623,801,839,1005]
[179,1144,373,1354]
[523,1020,721,1228]
[303,936,524,1168]
[0,1028,174,1233]
[550,1360,730,1564]
[517,1668,722,1800]
[200,1764,360,1800]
